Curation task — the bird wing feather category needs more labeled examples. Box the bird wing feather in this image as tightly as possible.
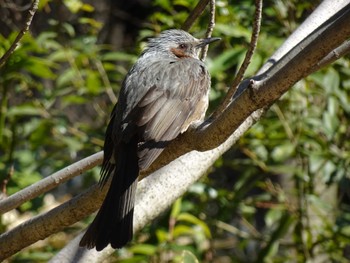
[132,58,210,170]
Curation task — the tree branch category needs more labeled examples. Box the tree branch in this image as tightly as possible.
[0,0,39,68]
[182,0,210,31]
[309,39,350,73]
[200,0,216,61]
[0,183,105,260]
[0,152,103,214]
[213,0,263,117]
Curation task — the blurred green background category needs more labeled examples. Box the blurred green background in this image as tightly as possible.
[1,0,350,262]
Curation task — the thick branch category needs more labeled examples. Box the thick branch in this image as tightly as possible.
[0,183,105,260]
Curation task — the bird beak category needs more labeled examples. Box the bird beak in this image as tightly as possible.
[196,37,221,48]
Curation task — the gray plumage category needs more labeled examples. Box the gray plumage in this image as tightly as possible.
[79,29,219,251]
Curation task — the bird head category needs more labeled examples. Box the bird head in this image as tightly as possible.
[146,29,220,60]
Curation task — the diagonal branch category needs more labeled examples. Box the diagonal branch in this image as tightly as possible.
[200,0,216,61]
[0,183,105,260]
[213,0,263,117]
[0,0,39,67]
[0,152,103,214]
[309,39,350,73]
[182,0,210,31]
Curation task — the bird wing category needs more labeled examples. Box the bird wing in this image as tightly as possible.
[129,58,211,170]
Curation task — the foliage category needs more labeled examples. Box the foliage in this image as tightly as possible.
[0,0,349,262]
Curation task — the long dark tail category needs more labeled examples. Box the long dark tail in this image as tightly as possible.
[80,141,139,251]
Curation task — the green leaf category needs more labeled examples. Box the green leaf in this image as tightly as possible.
[63,0,83,13]
[129,244,157,255]
[26,57,56,79]
[57,68,78,88]
[209,48,244,76]
[51,48,79,62]
[119,255,148,263]
[271,143,295,162]
[78,18,102,29]
[323,68,340,94]
[265,209,283,228]
[173,225,195,237]
[7,104,46,117]
[85,70,102,94]
[177,213,211,238]
[323,111,339,138]
[61,136,84,152]
[62,94,88,105]
[101,52,137,62]
[155,229,168,243]
[215,23,252,40]
[62,23,75,38]
[170,198,182,218]
[181,250,199,263]
[81,3,95,12]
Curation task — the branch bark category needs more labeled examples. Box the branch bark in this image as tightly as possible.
[0,153,103,214]
[213,0,263,116]
[200,0,216,61]
[182,0,210,31]
[0,0,39,67]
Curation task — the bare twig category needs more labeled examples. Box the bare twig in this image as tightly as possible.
[309,39,350,73]
[0,152,103,214]
[200,0,216,61]
[0,165,14,196]
[94,60,118,104]
[212,0,263,117]
[0,0,39,68]
[182,0,210,31]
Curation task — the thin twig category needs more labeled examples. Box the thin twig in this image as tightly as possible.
[94,60,118,104]
[0,165,14,196]
[0,152,103,214]
[182,0,210,31]
[212,0,263,117]
[0,0,39,68]
[200,0,216,61]
[309,39,350,73]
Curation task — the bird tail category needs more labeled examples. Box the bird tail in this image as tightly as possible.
[80,141,139,251]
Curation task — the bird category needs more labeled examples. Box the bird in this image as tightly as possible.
[79,29,220,251]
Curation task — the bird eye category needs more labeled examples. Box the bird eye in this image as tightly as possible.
[179,43,187,49]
